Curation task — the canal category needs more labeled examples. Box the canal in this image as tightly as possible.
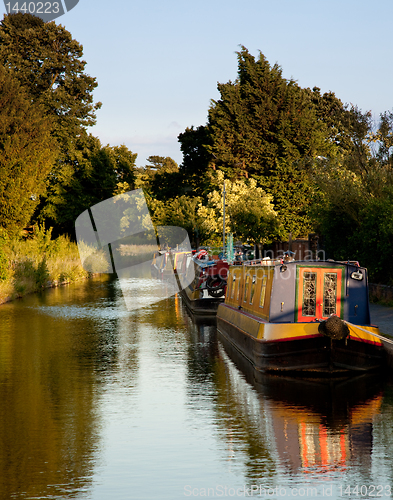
[1,276,393,500]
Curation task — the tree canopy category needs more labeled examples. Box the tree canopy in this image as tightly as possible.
[0,13,104,234]
[38,136,137,233]
[197,171,280,245]
[0,13,101,134]
[206,47,332,177]
[311,108,393,283]
[178,125,212,196]
[135,156,183,200]
[0,65,57,236]
[178,47,344,237]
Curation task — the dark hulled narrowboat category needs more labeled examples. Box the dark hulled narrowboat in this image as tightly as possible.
[151,250,190,278]
[217,260,386,374]
[175,252,229,317]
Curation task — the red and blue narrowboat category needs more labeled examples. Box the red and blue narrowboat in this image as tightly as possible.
[217,259,386,374]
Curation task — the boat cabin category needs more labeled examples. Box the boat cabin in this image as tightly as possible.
[225,260,370,326]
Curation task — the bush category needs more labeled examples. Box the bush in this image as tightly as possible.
[0,245,8,281]
[0,227,91,303]
[0,230,9,281]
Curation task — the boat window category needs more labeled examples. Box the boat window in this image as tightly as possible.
[259,275,267,308]
[243,275,250,302]
[231,274,236,299]
[302,272,316,316]
[323,273,337,317]
[250,275,256,304]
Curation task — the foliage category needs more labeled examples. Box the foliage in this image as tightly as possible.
[178,125,213,196]
[135,156,183,200]
[0,65,58,236]
[37,136,137,235]
[0,227,96,303]
[206,48,332,177]
[179,47,346,237]
[147,194,205,247]
[197,171,280,245]
[0,243,8,281]
[0,13,101,135]
[261,157,316,238]
[311,109,393,284]
[306,87,356,152]
[0,13,103,234]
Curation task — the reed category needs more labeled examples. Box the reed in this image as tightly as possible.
[0,227,106,304]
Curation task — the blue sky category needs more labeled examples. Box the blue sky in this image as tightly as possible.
[1,0,392,167]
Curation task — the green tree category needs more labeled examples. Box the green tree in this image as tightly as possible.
[197,171,281,246]
[0,13,101,138]
[39,136,137,233]
[306,87,355,152]
[0,66,57,236]
[136,156,183,200]
[178,125,212,195]
[0,13,102,232]
[181,47,336,237]
[147,194,204,247]
[311,109,393,283]
[207,47,331,178]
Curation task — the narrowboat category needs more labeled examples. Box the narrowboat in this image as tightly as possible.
[217,259,386,374]
[175,251,229,317]
[151,250,190,278]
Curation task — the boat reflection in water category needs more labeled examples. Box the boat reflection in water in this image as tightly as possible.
[217,332,384,478]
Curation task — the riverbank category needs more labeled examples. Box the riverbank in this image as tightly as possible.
[0,228,109,305]
[369,283,393,308]
[369,303,393,336]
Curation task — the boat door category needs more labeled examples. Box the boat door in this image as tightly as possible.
[295,266,345,322]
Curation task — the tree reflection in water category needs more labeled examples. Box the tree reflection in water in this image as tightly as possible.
[0,276,128,500]
[1,276,393,499]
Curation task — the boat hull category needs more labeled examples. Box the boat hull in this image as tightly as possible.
[180,286,224,317]
[217,304,385,375]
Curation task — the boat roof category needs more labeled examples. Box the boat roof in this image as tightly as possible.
[234,259,363,268]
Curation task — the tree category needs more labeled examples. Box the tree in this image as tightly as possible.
[197,171,281,245]
[0,14,101,137]
[0,13,102,233]
[147,195,204,248]
[306,87,355,152]
[207,47,331,179]
[135,156,183,200]
[180,47,336,237]
[0,66,57,236]
[38,136,137,234]
[311,109,393,283]
[178,125,212,196]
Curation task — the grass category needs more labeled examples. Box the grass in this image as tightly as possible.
[118,244,158,256]
[0,226,110,305]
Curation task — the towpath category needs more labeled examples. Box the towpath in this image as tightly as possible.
[370,303,393,336]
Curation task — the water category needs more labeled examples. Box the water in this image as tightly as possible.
[1,276,393,499]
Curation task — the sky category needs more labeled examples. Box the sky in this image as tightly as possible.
[1,0,392,167]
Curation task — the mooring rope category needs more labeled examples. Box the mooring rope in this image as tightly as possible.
[344,321,393,346]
